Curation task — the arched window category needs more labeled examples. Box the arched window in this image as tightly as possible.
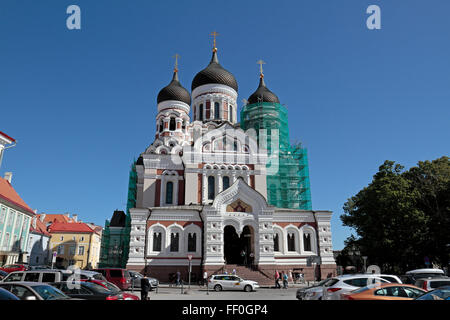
[199,104,204,121]
[182,120,186,130]
[208,176,215,200]
[287,233,296,252]
[159,120,164,132]
[169,118,176,131]
[273,233,279,252]
[229,105,233,122]
[166,181,174,204]
[170,232,179,252]
[303,233,312,252]
[214,102,220,119]
[187,233,196,252]
[233,140,238,152]
[153,232,162,251]
[222,176,230,190]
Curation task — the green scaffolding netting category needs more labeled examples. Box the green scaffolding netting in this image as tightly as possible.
[240,102,312,210]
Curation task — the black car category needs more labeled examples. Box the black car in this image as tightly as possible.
[0,270,8,280]
[52,281,125,300]
[0,287,20,300]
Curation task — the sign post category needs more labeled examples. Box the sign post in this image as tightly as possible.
[52,251,57,269]
[187,254,192,290]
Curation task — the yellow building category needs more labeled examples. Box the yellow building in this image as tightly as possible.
[47,221,101,269]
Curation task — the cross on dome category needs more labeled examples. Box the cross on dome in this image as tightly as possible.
[210,31,219,52]
[257,59,266,78]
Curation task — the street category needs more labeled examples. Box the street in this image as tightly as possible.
[127,285,300,300]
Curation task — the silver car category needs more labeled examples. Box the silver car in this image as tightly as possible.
[297,278,334,300]
[128,271,159,290]
[208,274,259,292]
[0,281,75,300]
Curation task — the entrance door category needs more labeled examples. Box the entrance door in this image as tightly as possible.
[224,225,253,266]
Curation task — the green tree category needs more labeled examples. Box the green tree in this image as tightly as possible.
[341,157,450,274]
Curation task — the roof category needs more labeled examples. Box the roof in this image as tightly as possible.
[247,77,280,105]
[406,269,444,274]
[0,177,35,215]
[39,214,75,224]
[109,210,126,227]
[0,131,15,143]
[47,222,96,234]
[157,70,191,105]
[30,218,50,237]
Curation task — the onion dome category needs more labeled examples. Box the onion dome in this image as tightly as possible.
[191,50,238,92]
[247,75,280,105]
[157,69,191,105]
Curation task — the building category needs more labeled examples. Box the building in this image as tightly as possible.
[47,221,101,269]
[125,41,336,283]
[0,173,34,266]
[99,210,130,268]
[26,215,51,266]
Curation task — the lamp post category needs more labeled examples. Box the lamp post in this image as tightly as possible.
[362,256,368,273]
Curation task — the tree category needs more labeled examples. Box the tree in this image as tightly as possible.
[341,157,450,274]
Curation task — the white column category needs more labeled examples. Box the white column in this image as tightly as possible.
[202,173,207,203]
[232,171,237,183]
[217,173,222,194]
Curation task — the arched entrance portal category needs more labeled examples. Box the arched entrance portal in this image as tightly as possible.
[224,225,254,266]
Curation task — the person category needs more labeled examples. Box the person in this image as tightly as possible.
[224,269,228,275]
[275,270,281,289]
[176,270,181,286]
[140,273,150,301]
[232,268,236,275]
[327,272,332,278]
[203,271,208,287]
[249,252,255,269]
[282,271,288,289]
[240,250,246,266]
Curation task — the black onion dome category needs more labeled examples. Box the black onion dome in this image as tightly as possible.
[247,77,280,104]
[191,51,238,92]
[157,71,191,105]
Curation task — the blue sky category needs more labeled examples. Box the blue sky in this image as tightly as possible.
[1,0,449,250]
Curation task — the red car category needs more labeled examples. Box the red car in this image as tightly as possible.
[0,264,27,273]
[93,268,132,291]
[81,279,139,300]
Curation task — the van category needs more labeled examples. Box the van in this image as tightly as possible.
[93,268,131,290]
[1,269,105,284]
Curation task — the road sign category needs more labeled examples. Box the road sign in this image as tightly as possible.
[307,256,322,266]
[187,254,193,261]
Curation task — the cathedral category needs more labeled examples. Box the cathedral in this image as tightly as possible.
[125,38,336,284]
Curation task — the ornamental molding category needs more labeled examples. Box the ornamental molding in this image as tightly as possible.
[157,100,190,114]
[192,84,238,101]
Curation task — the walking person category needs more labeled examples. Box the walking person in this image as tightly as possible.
[232,268,236,275]
[240,250,246,266]
[203,271,208,287]
[282,271,288,289]
[176,270,181,286]
[140,273,151,301]
[274,270,281,289]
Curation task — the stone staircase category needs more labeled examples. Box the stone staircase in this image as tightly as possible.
[223,264,273,286]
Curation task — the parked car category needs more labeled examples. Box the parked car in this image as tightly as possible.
[297,278,334,300]
[52,281,134,300]
[0,287,20,300]
[0,282,75,300]
[129,271,159,290]
[400,268,445,285]
[341,283,426,300]
[0,270,8,280]
[208,274,259,292]
[414,277,450,292]
[415,285,450,300]
[1,270,73,283]
[93,268,132,290]
[80,279,139,300]
[0,264,27,273]
[322,274,396,300]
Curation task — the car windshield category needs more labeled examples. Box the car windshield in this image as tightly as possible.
[92,273,106,281]
[32,285,71,300]
[317,278,332,286]
[82,282,112,294]
[351,286,372,294]
[103,282,121,293]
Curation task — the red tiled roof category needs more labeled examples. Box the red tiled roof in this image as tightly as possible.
[40,214,75,224]
[0,177,35,215]
[47,222,95,234]
[0,131,15,142]
[30,218,50,236]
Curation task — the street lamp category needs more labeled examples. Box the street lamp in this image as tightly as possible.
[362,256,368,273]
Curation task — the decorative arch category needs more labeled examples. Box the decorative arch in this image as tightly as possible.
[284,224,301,254]
[148,223,167,254]
[184,223,201,254]
[299,224,317,254]
[272,225,285,254]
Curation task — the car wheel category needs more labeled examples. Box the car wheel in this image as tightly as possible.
[244,285,252,292]
[214,284,222,292]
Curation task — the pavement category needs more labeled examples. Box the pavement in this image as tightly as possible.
[126,283,311,300]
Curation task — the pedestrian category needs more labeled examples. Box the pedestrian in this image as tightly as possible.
[275,270,281,289]
[203,271,208,287]
[140,273,150,301]
[240,250,246,266]
[249,252,255,269]
[282,271,288,289]
[232,268,236,275]
[224,269,228,275]
[176,270,181,286]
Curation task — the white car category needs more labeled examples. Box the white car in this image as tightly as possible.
[322,274,400,300]
[208,274,259,292]
[296,278,334,300]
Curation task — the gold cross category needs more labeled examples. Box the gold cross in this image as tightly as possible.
[210,31,219,49]
[173,53,180,71]
[257,59,266,77]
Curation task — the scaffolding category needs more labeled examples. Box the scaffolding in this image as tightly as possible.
[240,101,312,210]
